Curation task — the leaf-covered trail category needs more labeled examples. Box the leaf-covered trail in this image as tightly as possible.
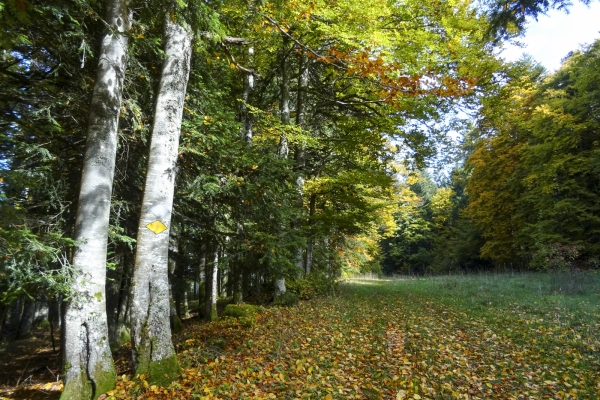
[108,278,600,399]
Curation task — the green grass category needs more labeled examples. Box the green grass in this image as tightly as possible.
[107,271,600,399]
[349,271,600,398]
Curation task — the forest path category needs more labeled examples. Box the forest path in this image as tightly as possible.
[3,274,600,399]
[115,275,599,399]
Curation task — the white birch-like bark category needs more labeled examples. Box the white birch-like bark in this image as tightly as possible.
[61,1,129,397]
[277,36,291,159]
[210,246,219,321]
[198,246,206,305]
[240,46,254,146]
[129,17,192,386]
[296,52,309,130]
[275,36,291,296]
[274,278,287,296]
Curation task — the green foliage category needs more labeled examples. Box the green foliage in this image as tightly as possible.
[286,272,338,300]
[222,303,259,318]
[383,167,488,275]
[272,291,299,307]
[486,0,586,40]
[0,226,77,302]
[467,39,600,269]
[39,319,51,329]
[222,304,260,327]
[0,0,102,304]
[530,242,584,271]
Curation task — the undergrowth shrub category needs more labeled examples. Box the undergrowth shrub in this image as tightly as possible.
[222,303,260,326]
[287,272,338,300]
[273,292,299,307]
[531,242,583,270]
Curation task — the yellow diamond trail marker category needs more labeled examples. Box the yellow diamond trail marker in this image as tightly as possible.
[146,220,168,234]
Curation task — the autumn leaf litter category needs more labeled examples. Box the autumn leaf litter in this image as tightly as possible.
[104,278,600,399]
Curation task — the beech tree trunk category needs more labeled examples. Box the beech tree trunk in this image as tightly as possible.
[204,242,219,321]
[277,36,291,159]
[198,245,206,315]
[129,17,192,386]
[295,52,309,273]
[240,46,254,146]
[210,246,219,321]
[275,35,292,296]
[61,0,130,397]
[306,194,316,275]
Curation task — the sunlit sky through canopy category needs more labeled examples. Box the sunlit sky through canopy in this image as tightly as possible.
[501,2,600,72]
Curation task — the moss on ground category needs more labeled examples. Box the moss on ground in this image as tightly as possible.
[147,354,181,387]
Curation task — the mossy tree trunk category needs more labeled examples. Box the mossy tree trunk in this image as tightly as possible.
[129,16,192,387]
[61,0,130,397]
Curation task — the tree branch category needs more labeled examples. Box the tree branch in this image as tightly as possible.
[219,44,262,78]
[261,14,346,71]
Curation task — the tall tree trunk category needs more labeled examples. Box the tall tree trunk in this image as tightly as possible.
[197,245,206,316]
[61,0,130,397]
[114,279,130,346]
[3,297,22,339]
[306,194,316,275]
[278,36,291,159]
[48,297,61,350]
[210,246,219,321]
[295,52,309,273]
[107,245,126,348]
[168,234,183,333]
[240,46,254,146]
[129,16,192,386]
[232,227,243,304]
[275,35,292,296]
[17,298,35,339]
[181,287,189,318]
[204,242,219,321]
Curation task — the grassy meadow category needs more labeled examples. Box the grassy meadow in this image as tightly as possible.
[103,271,600,399]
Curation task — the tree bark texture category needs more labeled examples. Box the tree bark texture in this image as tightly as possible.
[277,36,291,159]
[306,194,316,275]
[240,46,254,146]
[210,246,219,321]
[17,298,35,338]
[107,244,130,348]
[129,17,192,386]
[273,36,295,295]
[295,52,309,273]
[61,0,130,397]
[197,245,206,314]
